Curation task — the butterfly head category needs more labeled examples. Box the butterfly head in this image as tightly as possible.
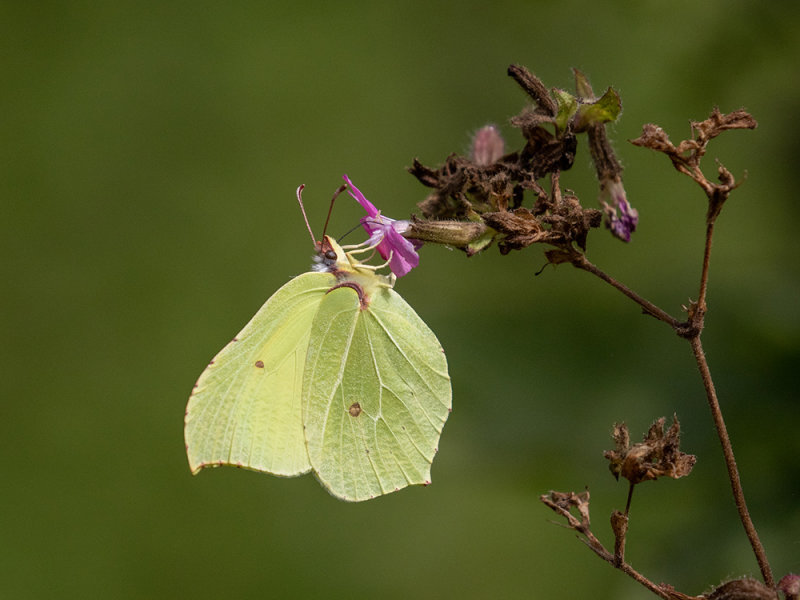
[312,235,351,274]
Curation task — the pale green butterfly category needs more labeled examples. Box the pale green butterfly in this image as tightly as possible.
[184,181,452,501]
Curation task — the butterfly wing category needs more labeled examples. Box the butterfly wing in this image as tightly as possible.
[302,284,452,501]
[185,272,334,477]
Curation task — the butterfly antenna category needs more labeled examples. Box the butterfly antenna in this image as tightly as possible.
[322,184,347,239]
[338,222,363,243]
[296,184,317,247]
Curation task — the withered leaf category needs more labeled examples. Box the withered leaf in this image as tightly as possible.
[483,208,548,253]
[630,124,677,155]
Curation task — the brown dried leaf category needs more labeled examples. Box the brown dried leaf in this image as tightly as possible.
[630,123,678,155]
[483,208,548,252]
[543,248,573,265]
[692,107,758,142]
[631,108,757,179]
[540,489,591,531]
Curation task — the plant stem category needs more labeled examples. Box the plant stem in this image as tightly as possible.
[581,526,700,599]
[541,493,700,599]
[688,322,774,587]
[572,244,773,587]
[624,483,635,516]
[691,215,773,587]
[696,220,714,313]
[570,254,683,330]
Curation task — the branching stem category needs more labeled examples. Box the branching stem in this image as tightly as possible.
[566,211,774,588]
[542,493,702,600]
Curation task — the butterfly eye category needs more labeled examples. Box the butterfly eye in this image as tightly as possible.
[324,249,337,261]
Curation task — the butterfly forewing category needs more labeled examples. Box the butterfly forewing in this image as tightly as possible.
[185,272,334,477]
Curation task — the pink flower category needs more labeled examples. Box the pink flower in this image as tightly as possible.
[343,174,422,277]
[470,125,505,166]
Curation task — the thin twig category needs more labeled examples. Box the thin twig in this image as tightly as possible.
[690,210,773,587]
[688,335,774,587]
[541,492,702,599]
[696,220,714,313]
[624,483,635,515]
[580,526,701,599]
[570,254,684,330]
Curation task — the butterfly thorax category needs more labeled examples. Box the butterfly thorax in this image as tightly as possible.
[313,235,393,305]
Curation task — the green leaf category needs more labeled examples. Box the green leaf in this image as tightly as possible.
[553,88,578,133]
[576,86,622,127]
[465,226,497,256]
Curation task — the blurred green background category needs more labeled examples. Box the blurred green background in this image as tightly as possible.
[3,1,798,598]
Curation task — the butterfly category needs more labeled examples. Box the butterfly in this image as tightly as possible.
[184,177,452,501]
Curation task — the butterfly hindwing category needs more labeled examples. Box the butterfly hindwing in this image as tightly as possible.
[302,284,452,501]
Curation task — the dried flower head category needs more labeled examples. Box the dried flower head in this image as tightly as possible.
[604,416,696,485]
[407,65,626,258]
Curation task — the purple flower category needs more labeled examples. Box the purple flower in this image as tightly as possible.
[343,174,423,277]
[601,178,638,242]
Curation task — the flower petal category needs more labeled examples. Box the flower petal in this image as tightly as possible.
[345,174,422,276]
[343,174,379,217]
[381,226,420,277]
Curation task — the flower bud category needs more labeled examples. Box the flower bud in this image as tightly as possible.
[600,177,638,242]
[470,125,505,166]
[403,218,490,249]
[779,574,800,600]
